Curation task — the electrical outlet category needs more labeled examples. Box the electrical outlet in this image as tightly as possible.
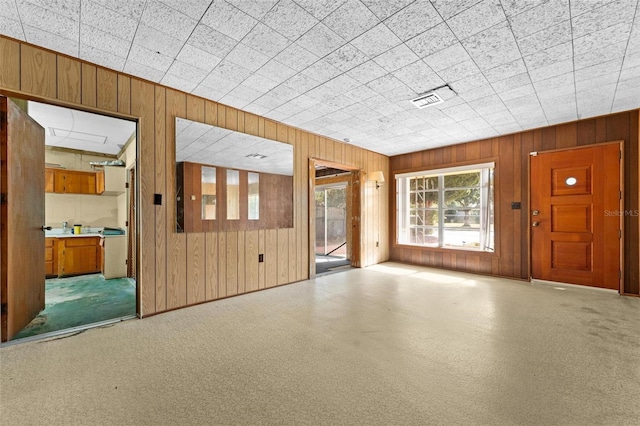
[258,254,264,263]
[376,241,379,247]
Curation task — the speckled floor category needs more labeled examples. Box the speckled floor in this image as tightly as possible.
[12,274,136,340]
[1,262,639,425]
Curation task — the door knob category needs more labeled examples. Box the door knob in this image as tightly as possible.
[42,226,52,231]
[532,222,539,227]
[532,210,539,216]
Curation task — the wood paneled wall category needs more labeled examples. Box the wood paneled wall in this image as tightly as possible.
[390,111,640,296]
[0,36,390,317]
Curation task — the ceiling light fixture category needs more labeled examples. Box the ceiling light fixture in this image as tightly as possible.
[411,83,457,109]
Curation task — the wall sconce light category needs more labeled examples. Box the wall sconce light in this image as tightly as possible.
[369,170,385,189]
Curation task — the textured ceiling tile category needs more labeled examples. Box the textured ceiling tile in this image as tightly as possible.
[192,83,232,101]
[273,42,318,72]
[22,25,77,56]
[524,42,572,70]
[324,44,369,72]
[242,73,280,92]
[436,59,482,83]
[361,0,414,20]
[508,0,570,39]
[491,72,533,93]
[381,84,418,103]
[533,72,575,93]
[88,0,146,21]
[323,74,361,93]
[166,60,209,83]
[573,21,633,56]
[80,24,130,58]
[18,2,78,39]
[405,23,458,58]
[208,60,253,84]
[574,58,623,82]
[79,44,126,70]
[300,59,342,84]
[620,64,640,81]
[500,0,547,17]
[225,43,270,72]
[472,43,522,71]
[573,41,627,69]
[431,0,482,19]
[351,23,401,57]
[446,0,507,40]
[226,84,267,103]
[1,0,20,20]
[482,58,528,83]
[570,0,616,17]
[129,44,174,72]
[255,59,297,81]
[384,0,442,41]
[452,73,491,92]
[323,0,379,41]
[81,0,138,41]
[158,0,210,19]
[133,24,184,57]
[225,0,278,20]
[123,60,165,82]
[499,84,536,102]
[346,60,388,84]
[575,73,620,92]
[262,0,318,40]
[365,74,405,94]
[373,44,420,72]
[484,110,517,125]
[188,24,237,58]
[0,17,24,39]
[176,44,222,72]
[459,85,499,103]
[393,60,444,94]
[528,58,574,82]
[516,21,572,56]
[572,0,637,38]
[295,0,347,19]
[424,43,472,72]
[242,23,290,58]
[281,72,320,93]
[296,23,345,57]
[160,73,199,93]
[24,0,79,20]
[200,0,257,41]
[462,21,516,57]
[141,0,197,41]
[468,95,507,115]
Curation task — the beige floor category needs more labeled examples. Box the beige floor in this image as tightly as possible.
[1,262,639,425]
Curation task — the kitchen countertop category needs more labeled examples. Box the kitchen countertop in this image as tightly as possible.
[45,228,126,238]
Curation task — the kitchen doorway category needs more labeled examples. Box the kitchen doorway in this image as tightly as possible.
[2,97,139,342]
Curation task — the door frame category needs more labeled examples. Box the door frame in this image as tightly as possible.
[309,158,362,278]
[528,141,624,292]
[0,89,142,321]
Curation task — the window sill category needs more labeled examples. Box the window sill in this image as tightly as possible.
[394,243,498,257]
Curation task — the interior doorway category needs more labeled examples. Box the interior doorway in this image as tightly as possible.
[530,142,623,291]
[1,95,139,343]
[309,159,362,277]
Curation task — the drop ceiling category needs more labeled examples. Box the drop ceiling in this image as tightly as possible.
[1,0,638,156]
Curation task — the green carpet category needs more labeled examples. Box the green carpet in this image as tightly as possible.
[12,274,136,340]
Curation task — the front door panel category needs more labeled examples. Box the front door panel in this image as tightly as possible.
[530,143,622,290]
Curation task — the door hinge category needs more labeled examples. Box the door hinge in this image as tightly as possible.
[620,191,622,200]
[619,270,622,279]
[0,302,7,315]
[620,151,622,160]
[619,229,622,239]
[0,193,6,205]
[125,182,129,189]
[530,151,538,156]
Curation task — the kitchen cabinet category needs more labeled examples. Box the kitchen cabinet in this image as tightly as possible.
[56,236,101,276]
[46,168,98,194]
[45,237,57,276]
[96,166,125,195]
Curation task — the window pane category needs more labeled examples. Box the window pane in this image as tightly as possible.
[443,228,481,248]
[444,171,479,188]
[248,172,259,220]
[201,166,216,220]
[444,188,480,208]
[227,170,239,220]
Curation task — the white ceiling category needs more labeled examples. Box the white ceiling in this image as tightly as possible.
[2,0,639,156]
[27,101,136,155]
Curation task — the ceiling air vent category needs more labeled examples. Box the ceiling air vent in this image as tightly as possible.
[411,92,444,109]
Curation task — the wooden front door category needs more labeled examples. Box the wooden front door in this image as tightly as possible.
[1,96,46,341]
[530,143,622,290]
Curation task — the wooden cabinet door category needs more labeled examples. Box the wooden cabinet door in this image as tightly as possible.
[45,168,54,192]
[45,238,56,276]
[55,170,97,194]
[59,237,101,276]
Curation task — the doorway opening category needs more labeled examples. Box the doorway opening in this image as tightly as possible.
[1,96,139,343]
[310,159,362,277]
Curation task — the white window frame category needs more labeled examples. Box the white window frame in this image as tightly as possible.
[396,162,495,252]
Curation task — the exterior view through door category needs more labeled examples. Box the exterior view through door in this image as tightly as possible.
[530,142,623,291]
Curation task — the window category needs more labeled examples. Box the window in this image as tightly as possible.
[227,169,239,220]
[201,166,216,220]
[248,172,259,220]
[396,163,494,251]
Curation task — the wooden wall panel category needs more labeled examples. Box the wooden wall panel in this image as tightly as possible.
[96,68,117,112]
[1,36,393,323]
[0,38,20,90]
[81,63,97,107]
[389,111,640,294]
[56,56,81,104]
[20,45,56,98]
[131,78,157,315]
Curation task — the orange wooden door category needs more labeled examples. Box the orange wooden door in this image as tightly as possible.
[530,143,622,290]
[1,96,46,341]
